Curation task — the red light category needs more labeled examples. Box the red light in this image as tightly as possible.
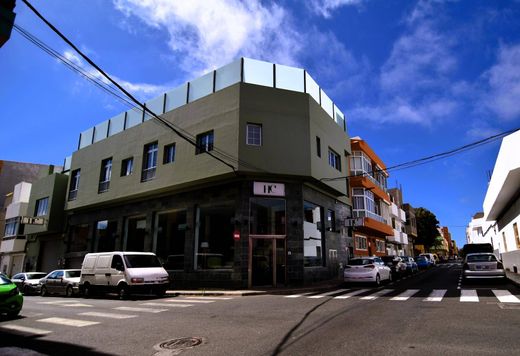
[363,265,375,269]
[233,231,240,241]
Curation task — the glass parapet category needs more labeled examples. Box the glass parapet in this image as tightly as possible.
[215,58,241,91]
[305,72,320,105]
[164,83,188,112]
[108,113,125,136]
[275,64,304,92]
[243,58,273,87]
[126,107,144,129]
[93,120,109,143]
[79,127,94,149]
[320,89,334,118]
[144,94,165,121]
[189,71,214,103]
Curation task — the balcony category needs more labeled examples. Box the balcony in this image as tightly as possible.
[353,210,394,236]
[386,230,409,245]
[0,236,26,253]
[350,175,389,202]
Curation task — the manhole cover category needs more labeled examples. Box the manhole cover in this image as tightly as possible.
[153,337,205,355]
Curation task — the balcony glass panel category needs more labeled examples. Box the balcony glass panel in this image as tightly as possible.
[189,71,214,102]
[353,209,385,224]
[275,64,304,92]
[93,120,109,143]
[215,58,241,91]
[79,128,94,149]
[63,156,71,171]
[305,72,320,104]
[126,107,144,129]
[334,105,345,129]
[320,89,334,118]
[243,58,273,87]
[108,113,125,136]
[165,83,188,112]
[144,94,165,121]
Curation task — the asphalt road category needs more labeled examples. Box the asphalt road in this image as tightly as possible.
[1,263,519,356]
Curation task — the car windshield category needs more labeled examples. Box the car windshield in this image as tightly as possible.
[27,273,47,279]
[66,270,81,278]
[417,257,427,262]
[124,254,162,268]
[467,254,497,262]
[348,259,372,266]
[0,275,12,285]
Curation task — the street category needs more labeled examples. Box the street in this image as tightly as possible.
[1,263,519,356]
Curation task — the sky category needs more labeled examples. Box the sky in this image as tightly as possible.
[2,0,520,249]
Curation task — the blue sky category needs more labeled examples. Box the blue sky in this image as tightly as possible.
[2,0,520,248]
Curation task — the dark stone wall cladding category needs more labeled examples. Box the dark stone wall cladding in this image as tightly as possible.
[66,179,351,289]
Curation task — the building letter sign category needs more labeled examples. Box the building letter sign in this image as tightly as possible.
[253,182,285,197]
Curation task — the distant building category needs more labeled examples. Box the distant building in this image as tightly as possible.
[0,0,16,48]
[402,203,418,255]
[387,187,410,256]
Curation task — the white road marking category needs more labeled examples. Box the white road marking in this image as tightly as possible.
[492,290,520,303]
[390,289,420,301]
[114,306,168,313]
[140,302,193,308]
[60,303,93,308]
[163,299,214,303]
[79,312,137,319]
[360,289,392,300]
[333,289,369,299]
[308,289,349,299]
[423,289,447,302]
[183,296,233,300]
[285,292,312,298]
[0,324,52,335]
[37,317,100,327]
[38,300,82,305]
[460,289,479,303]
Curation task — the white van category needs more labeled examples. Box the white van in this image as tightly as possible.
[79,251,170,299]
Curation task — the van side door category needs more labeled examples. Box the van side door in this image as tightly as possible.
[110,254,125,287]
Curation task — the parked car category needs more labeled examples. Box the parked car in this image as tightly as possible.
[40,269,81,297]
[462,253,506,281]
[416,256,430,270]
[381,255,407,278]
[79,251,170,299]
[0,273,23,318]
[11,272,48,295]
[419,253,437,266]
[400,256,418,274]
[344,257,392,286]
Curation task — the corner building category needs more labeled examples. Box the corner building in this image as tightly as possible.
[63,58,353,289]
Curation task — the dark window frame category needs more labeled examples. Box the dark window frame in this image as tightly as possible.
[195,130,214,155]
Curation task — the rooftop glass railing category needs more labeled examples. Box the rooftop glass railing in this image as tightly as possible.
[76,57,347,150]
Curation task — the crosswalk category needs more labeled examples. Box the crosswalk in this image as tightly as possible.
[0,296,233,336]
[285,288,520,304]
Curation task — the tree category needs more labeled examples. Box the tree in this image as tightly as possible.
[415,207,440,250]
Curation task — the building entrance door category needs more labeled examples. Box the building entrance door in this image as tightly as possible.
[250,238,286,287]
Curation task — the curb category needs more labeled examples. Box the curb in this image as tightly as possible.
[506,271,520,287]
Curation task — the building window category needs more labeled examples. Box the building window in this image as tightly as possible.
[4,218,19,237]
[355,235,367,250]
[502,232,508,252]
[121,157,133,176]
[303,201,325,267]
[68,169,80,201]
[316,136,321,157]
[35,197,49,216]
[326,209,336,232]
[98,157,112,193]
[250,198,286,235]
[376,239,385,252]
[142,142,158,182]
[196,130,214,154]
[95,220,117,252]
[328,148,341,171]
[155,210,187,270]
[246,123,262,146]
[163,143,176,164]
[514,223,520,249]
[124,217,147,251]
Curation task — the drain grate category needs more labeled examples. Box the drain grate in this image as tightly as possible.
[154,337,205,355]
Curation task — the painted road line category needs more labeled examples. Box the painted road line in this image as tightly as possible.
[390,289,420,301]
[37,300,82,305]
[114,306,168,313]
[492,290,520,303]
[360,289,392,300]
[308,289,349,299]
[285,292,312,298]
[0,324,52,335]
[163,299,214,303]
[79,312,137,319]
[460,289,479,303]
[333,289,369,299]
[184,297,233,300]
[141,302,193,308]
[37,317,100,327]
[423,289,447,302]
[59,303,93,308]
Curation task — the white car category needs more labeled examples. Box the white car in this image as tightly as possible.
[344,257,392,286]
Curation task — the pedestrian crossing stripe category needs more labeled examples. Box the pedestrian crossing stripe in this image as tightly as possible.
[423,289,447,302]
[183,296,233,300]
[360,289,392,300]
[492,290,520,303]
[114,306,168,313]
[460,289,479,303]
[163,298,215,303]
[140,302,193,308]
[78,312,137,319]
[37,317,100,327]
[333,289,369,299]
[308,289,349,299]
[390,289,420,301]
[0,324,52,335]
[285,292,312,298]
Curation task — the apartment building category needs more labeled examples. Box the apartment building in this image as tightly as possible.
[349,137,393,257]
[24,58,353,288]
[387,187,409,256]
[403,203,418,255]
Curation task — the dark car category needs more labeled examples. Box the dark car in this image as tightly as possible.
[381,256,407,278]
[400,256,418,274]
[416,256,430,270]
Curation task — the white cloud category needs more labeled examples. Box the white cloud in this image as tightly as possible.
[483,43,520,121]
[112,0,303,75]
[309,0,365,18]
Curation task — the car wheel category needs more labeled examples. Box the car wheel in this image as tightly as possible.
[155,288,166,298]
[7,310,20,318]
[66,285,74,297]
[118,284,128,300]
[388,272,393,283]
[83,283,92,298]
[41,285,48,297]
[23,285,30,295]
[374,274,381,286]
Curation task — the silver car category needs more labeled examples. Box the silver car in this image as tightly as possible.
[40,269,81,297]
[11,272,48,295]
[462,253,506,281]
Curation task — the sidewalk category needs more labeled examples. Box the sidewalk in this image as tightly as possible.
[165,279,345,297]
[506,270,520,287]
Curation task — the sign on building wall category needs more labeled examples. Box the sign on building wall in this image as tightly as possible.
[253,182,285,197]
[21,217,45,225]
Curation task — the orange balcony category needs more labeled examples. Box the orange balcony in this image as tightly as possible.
[355,216,394,237]
[350,175,390,202]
